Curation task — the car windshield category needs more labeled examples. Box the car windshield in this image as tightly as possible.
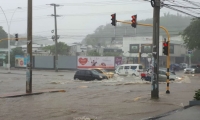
[91,70,100,75]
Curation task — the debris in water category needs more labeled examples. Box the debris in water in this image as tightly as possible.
[50,81,66,84]
[79,86,88,88]
[74,116,97,120]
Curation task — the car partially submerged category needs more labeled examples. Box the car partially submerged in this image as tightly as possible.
[74,69,108,81]
[184,65,200,74]
[90,68,114,78]
[144,68,182,82]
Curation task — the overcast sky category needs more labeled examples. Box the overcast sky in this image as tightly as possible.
[0,0,199,44]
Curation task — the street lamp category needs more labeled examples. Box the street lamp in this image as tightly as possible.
[0,6,21,73]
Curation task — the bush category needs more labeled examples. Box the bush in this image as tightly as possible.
[194,89,200,100]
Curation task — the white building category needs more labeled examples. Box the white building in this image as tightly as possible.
[122,35,187,65]
[12,44,50,55]
[69,43,91,56]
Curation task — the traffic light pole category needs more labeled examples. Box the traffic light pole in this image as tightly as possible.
[166,41,170,94]
[117,21,170,42]
[117,19,171,95]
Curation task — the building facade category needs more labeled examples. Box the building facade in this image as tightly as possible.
[122,35,187,67]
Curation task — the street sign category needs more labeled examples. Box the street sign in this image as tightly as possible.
[188,50,193,54]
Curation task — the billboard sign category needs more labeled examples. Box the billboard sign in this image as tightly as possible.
[77,56,115,69]
[15,55,27,67]
[129,44,139,53]
[115,57,122,66]
[141,44,152,53]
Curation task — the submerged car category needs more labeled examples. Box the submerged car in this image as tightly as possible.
[91,68,114,78]
[184,65,200,74]
[159,69,182,82]
[74,69,107,81]
[144,69,182,82]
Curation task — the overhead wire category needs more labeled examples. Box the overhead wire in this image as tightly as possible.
[167,0,200,14]
[182,0,200,7]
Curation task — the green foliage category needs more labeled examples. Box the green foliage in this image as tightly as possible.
[191,50,200,63]
[43,42,69,55]
[87,50,100,56]
[82,13,191,46]
[4,47,24,67]
[103,52,122,57]
[194,89,200,100]
[182,19,200,50]
[0,26,8,48]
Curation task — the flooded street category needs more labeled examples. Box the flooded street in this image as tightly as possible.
[0,69,199,120]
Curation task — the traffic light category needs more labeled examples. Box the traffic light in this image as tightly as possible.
[15,33,18,41]
[111,13,116,26]
[163,41,169,55]
[131,15,137,28]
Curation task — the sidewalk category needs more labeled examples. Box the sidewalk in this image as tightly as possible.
[0,68,76,75]
[0,89,66,98]
[146,105,200,120]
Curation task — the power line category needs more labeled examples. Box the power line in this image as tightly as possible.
[163,3,200,9]
[164,4,200,18]
[168,0,200,14]
[182,0,200,7]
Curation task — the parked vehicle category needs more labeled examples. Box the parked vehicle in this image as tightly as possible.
[143,69,182,82]
[184,64,200,74]
[74,69,107,81]
[115,64,143,76]
[158,69,182,82]
[180,63,188,69]
[90,68,114,79]
[170,64,181,71]
[159,68,176,75]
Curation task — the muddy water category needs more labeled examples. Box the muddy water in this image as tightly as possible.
[0,70,192,120]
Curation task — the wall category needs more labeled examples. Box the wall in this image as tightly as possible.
[57,56,77,69]
[123,36,164,57]
[123,36,187,57]
[34,56,54,69]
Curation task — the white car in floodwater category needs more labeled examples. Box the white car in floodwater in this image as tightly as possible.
[115,64,143,77]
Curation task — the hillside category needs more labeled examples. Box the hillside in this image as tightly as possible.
[82,13,191,46]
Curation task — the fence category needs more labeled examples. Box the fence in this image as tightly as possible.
[15,55,154,70]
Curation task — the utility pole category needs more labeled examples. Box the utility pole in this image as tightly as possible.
[151,0,160,99]
[48,3,62,72]
[26,0,32,93]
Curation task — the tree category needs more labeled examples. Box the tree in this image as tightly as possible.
[0,26,8,48]
[4,47,24,67]
[43,42,69,55]
[87,50,100,56]
[191,50,200,64]
[182,19,200,50]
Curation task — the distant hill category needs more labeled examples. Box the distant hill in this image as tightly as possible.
[82,13,192,46]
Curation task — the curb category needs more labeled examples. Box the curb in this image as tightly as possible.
[0,90,66,98]
[0,72,41,75]
[142,105,193,120]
